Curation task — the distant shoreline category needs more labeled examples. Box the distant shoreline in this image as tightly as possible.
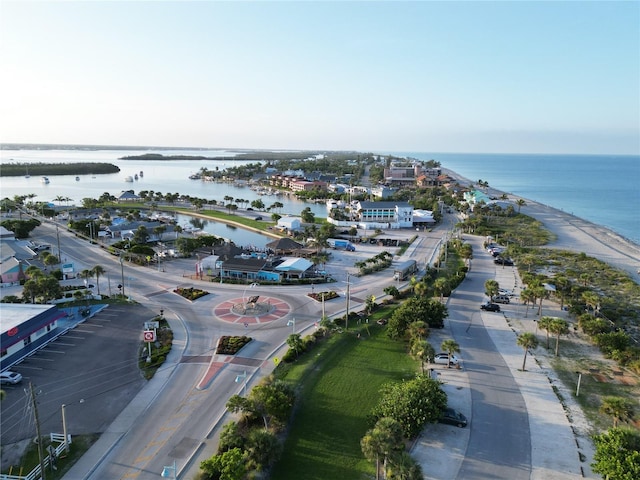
[442,167,640,282]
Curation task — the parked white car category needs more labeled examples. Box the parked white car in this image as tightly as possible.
[434,353,459,365]
[0,371,23,385]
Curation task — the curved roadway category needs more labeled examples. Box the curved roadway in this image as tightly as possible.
[29,216,534,479]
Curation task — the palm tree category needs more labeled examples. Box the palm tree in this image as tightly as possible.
[517,332,538,371]
[515,198,526,213]
[549,318,569,356]
[433,277,449,302]
[600,396,634,427]
[520,288,535,317]
[92,265,106,296]
[537,316,554,349]
[361,417,404,480]
[411,339,435,373]
[440,339,460,368]
[484,279,499,299]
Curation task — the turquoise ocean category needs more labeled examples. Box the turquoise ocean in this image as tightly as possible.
[392,152,640,245]
[1,148,639,246]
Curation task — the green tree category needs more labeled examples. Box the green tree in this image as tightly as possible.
[537,316,555,349]
[386,450,423,480]
[300,207,315,223]
[250,199,265,211]
[549,318,569,356]
[245,429,282,472]
[433,277,449,302]
[361,417,404,480]
[411,340,435,374]
[484,279,499,299]
[591,427,640,479]
[517,332,538,371]
[515,198,526,213]
[371,374,447,438]
[600,397,635,428]
[200,447,246,480]
[383,285,400,300]
[440,339,460,368]
[520,288,535,317]
[91,265,106,296]
[387,297,447,339]
[132,225,149,244]
[286,333,303,358]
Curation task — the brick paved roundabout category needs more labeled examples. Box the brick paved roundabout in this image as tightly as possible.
[213,296,290,325]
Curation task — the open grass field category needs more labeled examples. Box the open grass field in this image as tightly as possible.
[271,319,419,480]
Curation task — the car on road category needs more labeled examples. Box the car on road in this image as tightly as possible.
[480,302,501,312]
[491,295,511,304]
[254,216,263,221]
[439,407,468,428]
[498,288,514,296]
[0,371,23,385]
[434,353,459,365]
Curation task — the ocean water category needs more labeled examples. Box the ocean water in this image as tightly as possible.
[393,152,640,245]
[1,148,639,246]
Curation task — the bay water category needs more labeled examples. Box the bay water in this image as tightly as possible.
[1,148,638,246]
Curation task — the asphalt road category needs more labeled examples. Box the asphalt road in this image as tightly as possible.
[2,213,541,479]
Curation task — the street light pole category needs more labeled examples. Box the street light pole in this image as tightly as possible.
[119,254,125,298]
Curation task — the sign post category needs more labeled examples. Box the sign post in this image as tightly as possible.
[143,330,156,362]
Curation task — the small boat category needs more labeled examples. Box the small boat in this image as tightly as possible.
[25,165,30,178]
[139,170,144,177]
[124,176,134,182]
[75,176,80,181]
[41,176,50,184]
[134,174,138,180]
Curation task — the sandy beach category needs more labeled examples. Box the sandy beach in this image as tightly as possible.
[443,167,640,284]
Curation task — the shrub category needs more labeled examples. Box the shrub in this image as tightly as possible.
[217,336,252,355]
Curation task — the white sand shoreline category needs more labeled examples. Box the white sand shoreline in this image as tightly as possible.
[442,167,640,283]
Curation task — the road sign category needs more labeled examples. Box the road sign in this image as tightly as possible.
[143,330,155,342]
[144,321,159,330]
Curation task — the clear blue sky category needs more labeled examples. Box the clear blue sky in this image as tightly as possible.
[1,0,638,154]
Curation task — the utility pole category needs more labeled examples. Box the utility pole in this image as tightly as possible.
[29,383,46,479]
[56,223,62,263]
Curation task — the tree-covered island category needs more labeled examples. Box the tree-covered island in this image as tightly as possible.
[0,162,120,177]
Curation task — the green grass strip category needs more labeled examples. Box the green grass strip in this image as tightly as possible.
[272,322,417,480]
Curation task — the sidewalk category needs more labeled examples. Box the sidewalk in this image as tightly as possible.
[410,242,596,479]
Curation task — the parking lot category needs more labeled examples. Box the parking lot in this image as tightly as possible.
[0,304,154,469]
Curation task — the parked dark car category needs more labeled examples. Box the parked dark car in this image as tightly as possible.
[439,407,468,428]
[494,257,514,266]
[480,302,501,312]
[254,216,263,221]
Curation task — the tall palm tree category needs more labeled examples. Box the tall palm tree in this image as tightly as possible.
[515,198,526,213]
[537,316,554,349]
[440,339,460,368]
[520,288,535,317]
[549,318,569,357]
[517,332,538,371]
[600,396,635,427]
[411,339,435,373]
[92,265,106,296]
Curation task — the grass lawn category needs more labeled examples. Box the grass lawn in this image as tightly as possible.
[271,320,418,480]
